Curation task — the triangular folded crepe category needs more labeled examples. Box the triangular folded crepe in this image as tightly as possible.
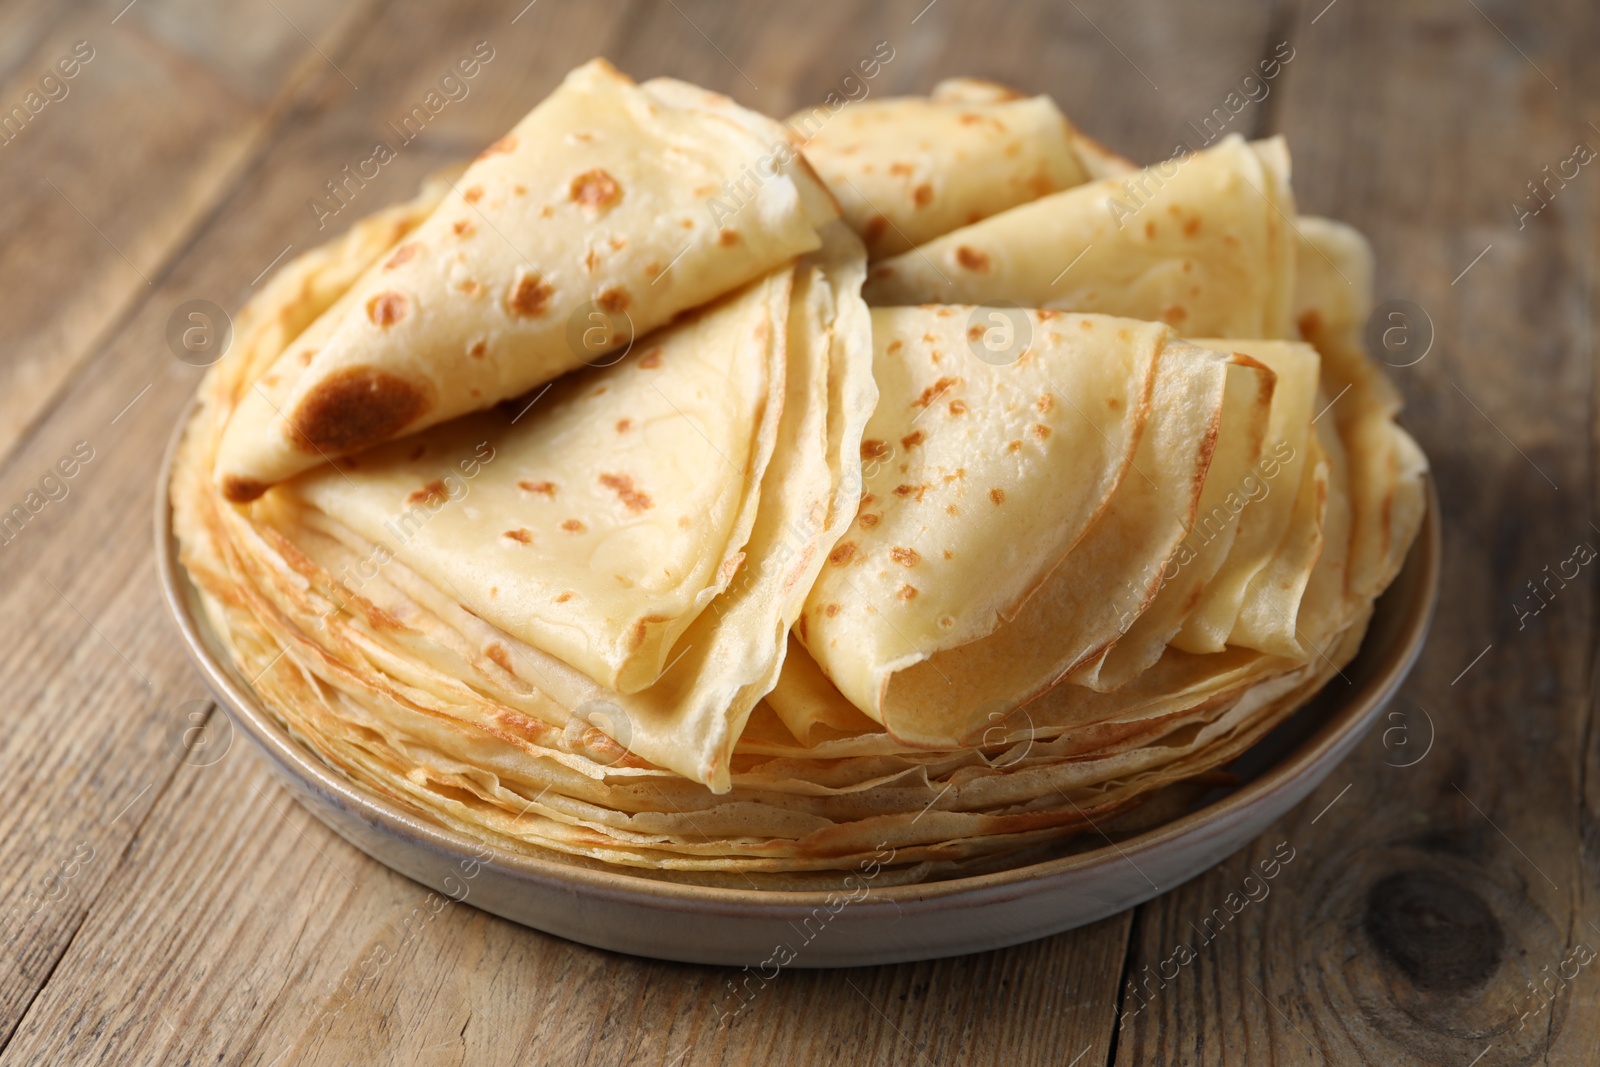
[796,307,1223,741]
[214,58,837,502]
[790,82,1086,259]
[861,134,1297,341]
[866,342,1273,744]
[288,269,792,694]
[234,223,876,790]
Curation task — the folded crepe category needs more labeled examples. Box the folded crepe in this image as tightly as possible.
[793,306,1279,746]
[790,81,1087,259]
[214,58,837,502]
[833,332,1275,745]
[290,268,792,695]
[182,212,876,791]
[862,134,1297,342]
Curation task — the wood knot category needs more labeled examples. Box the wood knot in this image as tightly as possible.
[1362,870,1503,992]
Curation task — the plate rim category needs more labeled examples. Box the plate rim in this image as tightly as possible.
[156,402,1440,918]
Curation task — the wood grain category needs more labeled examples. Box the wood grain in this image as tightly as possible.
[0,0,1588,1064]
[1111,0,1600,1064]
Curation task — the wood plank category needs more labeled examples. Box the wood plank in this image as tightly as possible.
[0,0,395,1045]
[1113,0,1600,1063]
[0,0,385,479]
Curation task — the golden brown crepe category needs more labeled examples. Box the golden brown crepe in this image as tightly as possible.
[862,134,1297,342]
[214,59,837,502]
[790,82,1086,259]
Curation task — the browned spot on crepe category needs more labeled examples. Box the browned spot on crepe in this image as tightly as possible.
[407,480,449,507]
[463,186,484,204]
[290,366,431,455]
[638,348,662,369]
[570,168,622,211]
[504,528,533,543]
[898,584,918,600]
[384,243,420,270]
[486,644,515,673]
[913,183,933,207]
[829,541,857,566]
[506,273,554,317]
[220,475,271,503]
[990,487,1005,505]
[600,473,652,511]
[597,286,630,312]
[519,479,556,496]
[861,439,891,460]
[366,292,409,327]
[561,518,586,533]
[913,377,961,409]
[890,547,921,567]
[900,430,925,449]
[955,246,989,272]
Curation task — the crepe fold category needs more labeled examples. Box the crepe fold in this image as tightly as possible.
[214,58,838,502]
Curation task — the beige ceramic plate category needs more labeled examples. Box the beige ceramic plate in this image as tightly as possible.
[156,414,1439,968]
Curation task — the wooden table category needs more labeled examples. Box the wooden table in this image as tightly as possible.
[0,0,1591,1062]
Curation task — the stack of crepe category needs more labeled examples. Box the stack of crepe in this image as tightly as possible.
[172,61,1427,888]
